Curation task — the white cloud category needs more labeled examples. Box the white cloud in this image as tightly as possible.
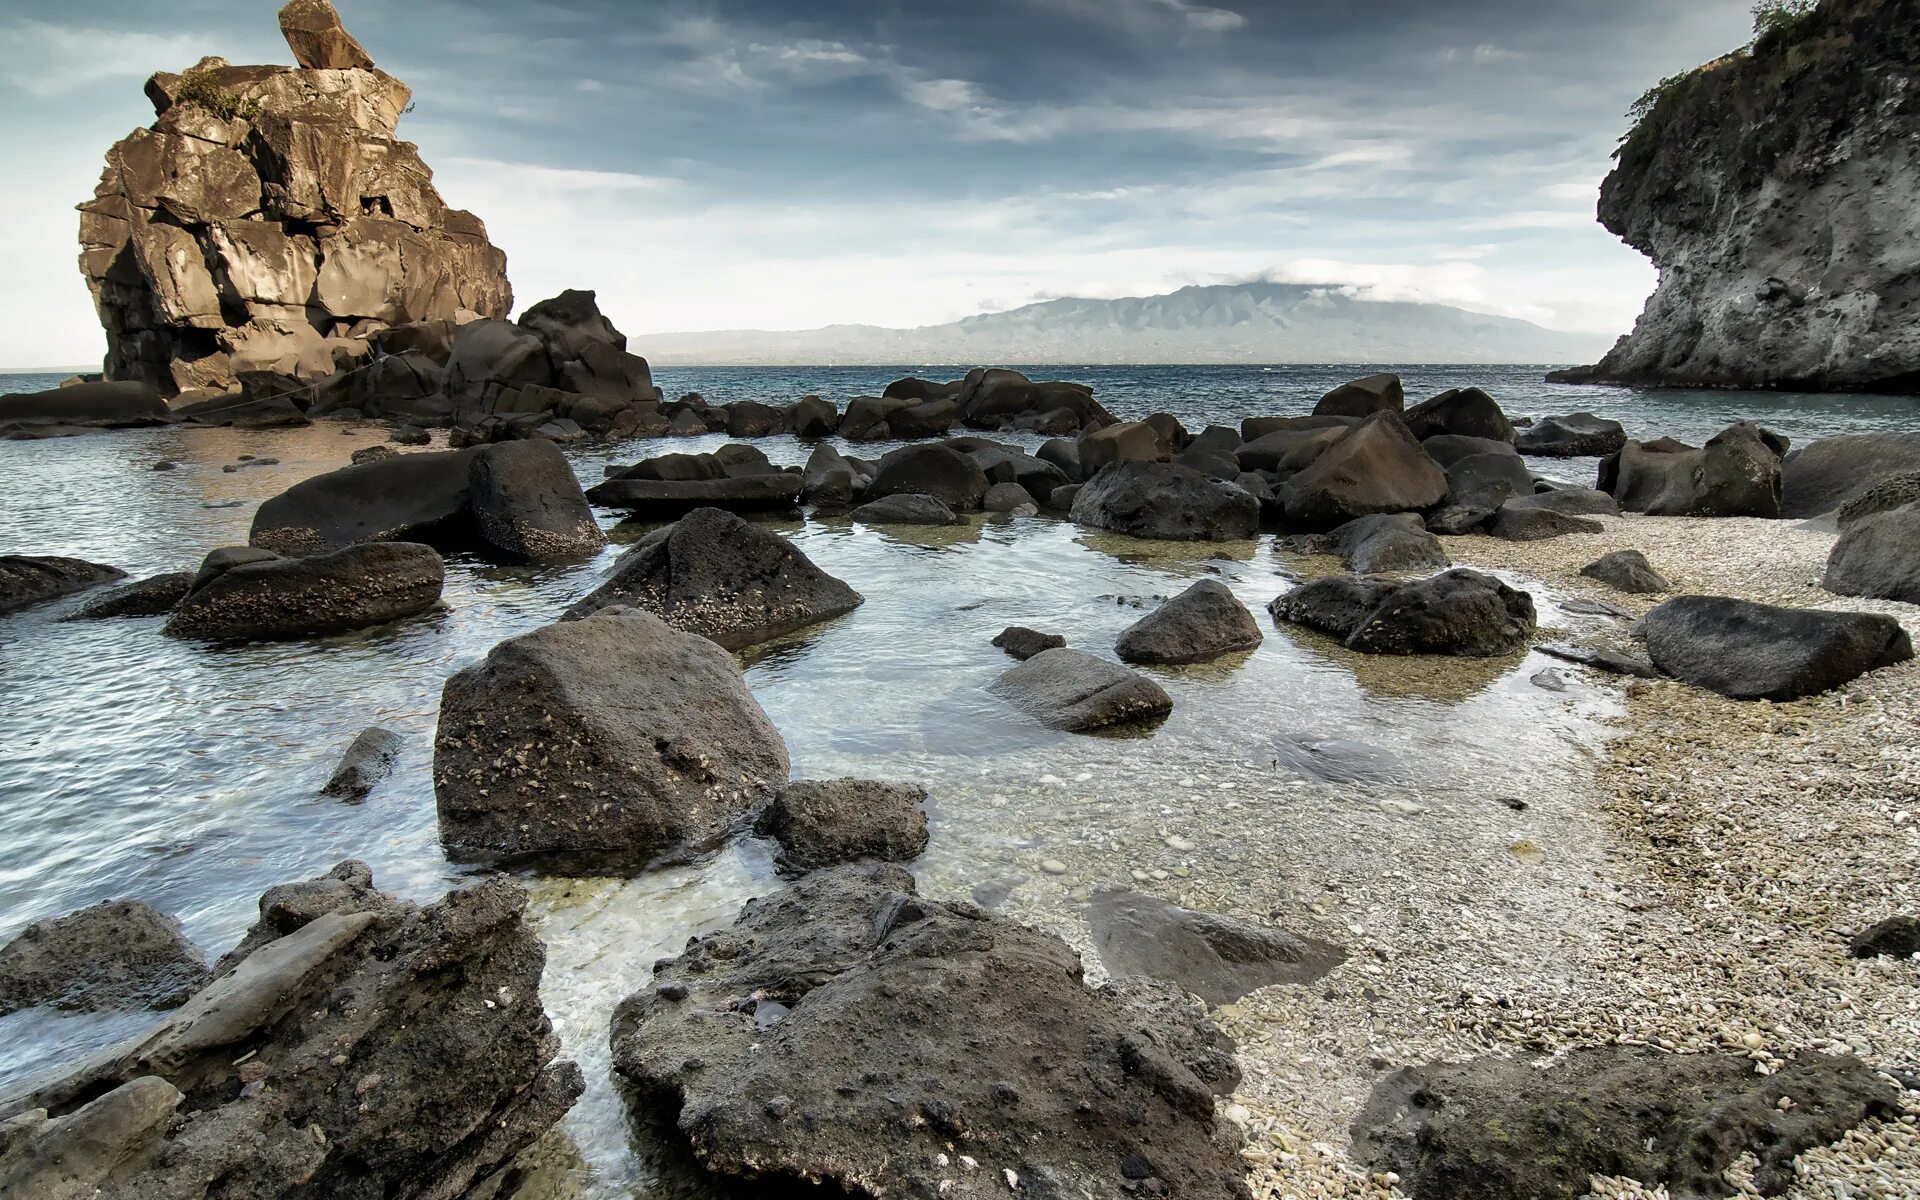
[1436,43,1528,66]
[1033,0,1247,34]
[1,20,208,97]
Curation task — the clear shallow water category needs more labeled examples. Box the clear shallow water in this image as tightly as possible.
[0,364,1908,1196]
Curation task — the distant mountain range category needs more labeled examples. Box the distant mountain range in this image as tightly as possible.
[626,282,1613,366]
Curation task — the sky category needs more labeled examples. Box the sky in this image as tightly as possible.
[0,0,1762,368]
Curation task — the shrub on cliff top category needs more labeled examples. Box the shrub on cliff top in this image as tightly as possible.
[174,70,263,121]
[1752,0,1821,46]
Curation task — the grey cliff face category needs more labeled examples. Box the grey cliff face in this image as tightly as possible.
[77,0,511,395]
[1556,0,1920,392]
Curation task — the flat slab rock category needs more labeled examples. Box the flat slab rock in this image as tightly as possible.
[1641,595,1914,701]
[0,555,125,615]
[59,570,194,620]
[0,900,209,1017]
[611,863,1251,1199]
[164,542,444,642]
[1089,890,1346,1005]
[1115,578,1263,665]
[1351,1045,1896,1200]
[565,506,861,649]
[990,647,1174,732]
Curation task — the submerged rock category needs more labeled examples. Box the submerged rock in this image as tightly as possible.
[1270,569,1535,657]
[0,900,208,1017]
[1581,549,1672,594]
[1823,509,1920,604]
[0,556,126,615]
[1088,890,1346,1005]
[1115,579,1263,665]
[1352,1045,1896,1200]
[565,507,862,648]
[1641,595,1914,700]
[434,607,789,868]
[59,570,194,619]
[319,726,404,802]
[756,779,930,875]
[992,625,1066,660]
[852,492,963,526]
[1071,461,1260,541]
[0,862,581,1200]
[610,863,1251,1199]
[165,542,443,641]
[990,647,1174,732]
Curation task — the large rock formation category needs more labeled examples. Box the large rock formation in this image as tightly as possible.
[1551,0,1920,391]
[78,0,510,393]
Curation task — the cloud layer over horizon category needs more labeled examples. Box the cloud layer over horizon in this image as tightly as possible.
[0,0,1759,368]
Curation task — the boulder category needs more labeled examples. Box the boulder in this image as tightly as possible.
[866,444,990,511]
[1443,453,1532,506]
[801,443,858,510]
[1580,550,1672,594]
[1270,570,1536,657]
[277,0,374,69]
[1143,412,1190,454]
[1315,513,1448,572]
[1353,1046,1895,1200]
[565,507,862,648]
[1640,596,1915,700]
[165,542,444,641]
[851,493,963,526]
[319,726,404,802]
[983,481,1037,513]
[1078,420,1163,476]
[1235,425,1351,473]
[0,381,170,429]
[433,607,789,867]
[990,647,1173,732]
[1402,387,1513,442]
[883,376,962,402]
[60,570,194,620]
[0,901,208,1017]
[888,397,959,439]
[1313,372,1403,417]
[1279,413,1448,528]
[786,395,839,437]
[992,626,1066,660]
[1603,422,1785,517]
[1114,579,1262,665]
[1188,424,1241,456]
[0,864,582,1200]
[1089,891,1344,1005]
[967,446,1071,504]
[1240,413,1356,442]
[1487,504,1604,542]
[1505,486,1620,516]
[1422,433,1520,468]
[584,473,803,516]
[0,556,126,614]
[1071,461,1260,542]
[1822,510,1920,604]
[1514,412,1626,457]
[467,438,606,562]
[1849,917,1920,959]
[609,864,1250,1199]
[1047,483,1081,511]
[724,400,786,438]
[838,395,914,440]
[1837,471,1920,528]
[1781,432,1920,518]
[755,779,930,874]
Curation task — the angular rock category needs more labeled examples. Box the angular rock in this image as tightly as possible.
[800,442,858,511]
[583,472,802,516]
[983,480,1037,513]
[992,626,1066,660]
[1824,509,1920,603]
[1604,422,1785,517]
[1115,579,1263,665]
[851,493,963,526]
[0,556,126,614]
[723,400,785,438]
[990,647,1173,732]
[1403,387,1513,442]
[1078,420,1163,476]
[165,542,442,641]
[1089,891,1345,1005]
[1266,576,1400,641]
[319,726,404,802]
[0,381,171,429]
[1515,412,1626,457]
[466,438,605,563]
[250,447,475,554]
[433,608,789,867]
[0,864,583,1200]
[1314,372,1403,417]
[786,395,839,437]
[1641,595,1915,700]
[610,864,1250,1199]
[278,0,374,70]
[866,444,990,511]
[1443,452,1532,506]
[1321,513,1449,572]
[1506,486,1620,516]
[1280,412,1448,528]
[1352,1046,1896,1200]
[1488,504,1604,542]
[837,395,914,440]
[1783,433,1920,518]
[0,901,208,1017]
[1581,550,1672,594]
[1849,917,1920,959]
[59,570,192,620]
[1071,461,1259,541]
[566,507,861,648]
[755,779,930,874]
[1270,570,1535,657]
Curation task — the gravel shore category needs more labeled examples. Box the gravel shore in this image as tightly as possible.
[1219,514,1920,1200]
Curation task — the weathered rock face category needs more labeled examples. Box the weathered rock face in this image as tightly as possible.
[1114,578,1264,665]
[79,2,511,395]
[0,862,582,1200]
[755,779,930,875]
[164,541,444,641]
[0,900,209,1017]
[1641,594,1914,700]
[1552,0,1920,391]
[1270,569,1536,657]
[990,647,1174,732]
[610,864,1251,1199]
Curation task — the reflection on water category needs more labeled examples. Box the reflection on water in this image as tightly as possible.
[0,402,1670,1197]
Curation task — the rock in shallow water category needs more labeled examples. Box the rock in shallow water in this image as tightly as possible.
[756,778,930,874]
[990,647,1174,732]
[1071,460,1259,541]
[1089,890,1345,1005]
[1641,595,1914,701]
[1270,569,1535,657]
[0,900,208,1017]
[164,542,443,642]
[0,555,125,615]
[991,625,1066,660]
[1351,1045,1896,1200]
[851,492,963,526]
[59,570,194,620]
[1115,578,1263,665]
[434,607,789,869]
[319,726,404,802]
[610,863,1251,1199]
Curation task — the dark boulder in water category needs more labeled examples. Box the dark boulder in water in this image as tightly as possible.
[1514,412,1626,457]
[59,570,193,620]
[1115,579,1263,665]
[1641,595,1914,700]
[1313,372,1403,417]
[584,472,802,516]
[0,555,126,615]
[0,900,208,1016]
[165,542,443,642]
[1351,1045,1895,1200]
[756,778,930,875]
[867,443,990,511]
[1071,461,1259,541]
[565,507,862,649]
[610,863,1252,1199]
[1292,513,1449,572]
[1088,890,1345,1005]
[434,607,789,869]
[1078,420,1164,476]
[1403,386,1513,443]
[1823,509,1920,604]
[1271,569,1535,657]
[852,492,964,526]
[320,726,405,802]
[992,625,1066,659]
[467,438,606,562]
[990,647,1174,732]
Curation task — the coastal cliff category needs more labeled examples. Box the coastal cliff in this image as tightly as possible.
[1553,0,1920,392]
[78,0,510,394]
